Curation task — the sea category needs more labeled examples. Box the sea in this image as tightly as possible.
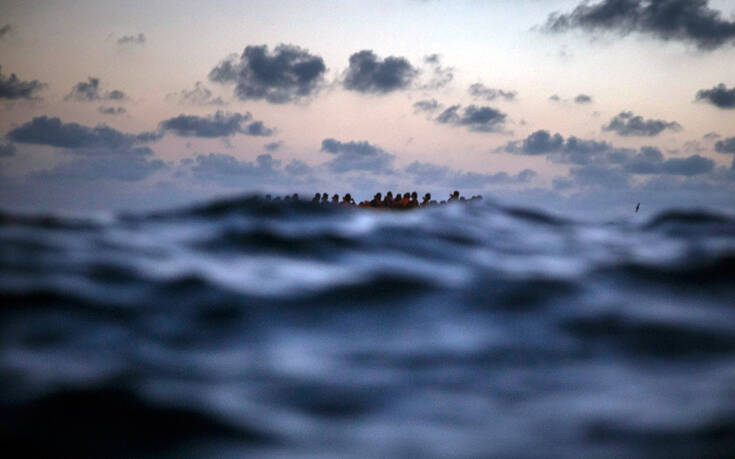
[2,196,735,458]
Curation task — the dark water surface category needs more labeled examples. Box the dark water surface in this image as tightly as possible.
[2,197,735,458]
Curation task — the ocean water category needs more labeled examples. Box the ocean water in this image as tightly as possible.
[1,196,735,458]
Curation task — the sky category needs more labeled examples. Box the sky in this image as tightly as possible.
[1,0,735,218]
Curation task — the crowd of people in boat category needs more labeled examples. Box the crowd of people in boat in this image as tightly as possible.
[260,190,482,209]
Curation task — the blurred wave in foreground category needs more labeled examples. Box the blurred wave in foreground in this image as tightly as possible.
[2,196,735,458]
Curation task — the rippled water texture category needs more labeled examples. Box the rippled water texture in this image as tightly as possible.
[2,197,735,458]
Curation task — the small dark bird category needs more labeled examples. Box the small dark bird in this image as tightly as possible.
[635,202,640,213]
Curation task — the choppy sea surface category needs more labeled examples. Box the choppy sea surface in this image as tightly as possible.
[2,196,735,458]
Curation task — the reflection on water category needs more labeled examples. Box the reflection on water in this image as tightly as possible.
[2,197,735,458]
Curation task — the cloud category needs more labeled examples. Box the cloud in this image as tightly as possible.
[574,94,592,104]
[503,130,614,164]
[543,0,735,50]
[117,33,145,45]
[343,50,417,94]
[413,98,442,114]
[404,161,535,187]
[503,129,714,178]
[189,153,280,182]
[420,54,453,90]
[703,131,721,140]
[159,111,273,138]
[264,141,283,152]
[320,138,395,173]
[65,77,127,102]
[503,130,565,155]
[168,81,226,106]
[244,121,274,136]
[7,116,159,150]
[98,106,126,116]
[549,94,562,102]
[209,44,326,104]
[715,137,735,153]
[468,83,516,101]
[570,164,631,190]
[284,159,312,176]
[0,24,11,39]
[0,143,16,157]
[602,111,682,136]
[0,65,46,100]
[695,83,735,109]
[31,156,164,182]
[623,149,714,175]
[659,154,715,175]
[435,104,507,133]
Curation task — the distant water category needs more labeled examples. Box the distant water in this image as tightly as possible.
[2,196,735,458]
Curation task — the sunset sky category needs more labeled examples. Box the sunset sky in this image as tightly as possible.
[2,0,735,217]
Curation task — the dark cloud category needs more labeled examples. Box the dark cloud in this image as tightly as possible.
[98,106,126,116]
[435,104,507,133]
[284,159,312,176]
[264,141,283,151]
[703,131,721,140]
[320,138,395,173]
[622,146,666,173]
[170,82,226,106]
[0,143,16,157]
[0,65,46,100]
[117,33,145,45]
[404,161,535,187]
[107,90,125,100]
[7,116,160,150]
[31,156,164,182]
[504,130,565,155]
[159,111,273,138]
[468,83,517,101]
[574,94,592,104]
[504,129,713,178]
[552,176,574,191]
[65,77,127,102]
[181,152,315,188]
[420,54,453,90]
[209,44,326,104]
[502,130,613,164]
[695,83,735,109]
[0,24,11,38]
[715,137,735,153]
[413,98,442,114]
[244,121,274,137]
[549,94,561,101]
[602,111,682,136]
[543,0,735,50]
[660,154,715,175]
[343,50,417,94]
[570,164,631,189]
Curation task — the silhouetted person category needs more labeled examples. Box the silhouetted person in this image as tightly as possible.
[384,191,394,207]
[292,193,299,201]
[635,202,640,213]
[421,193,431,207]
[321,193,329,204]
[342,193,354,206]
[332,194,339,203]
[409,191,419,208]
[370,192,382,207]
[449,190,460,201]
[312,193,321,203]
[265,194,272,200]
